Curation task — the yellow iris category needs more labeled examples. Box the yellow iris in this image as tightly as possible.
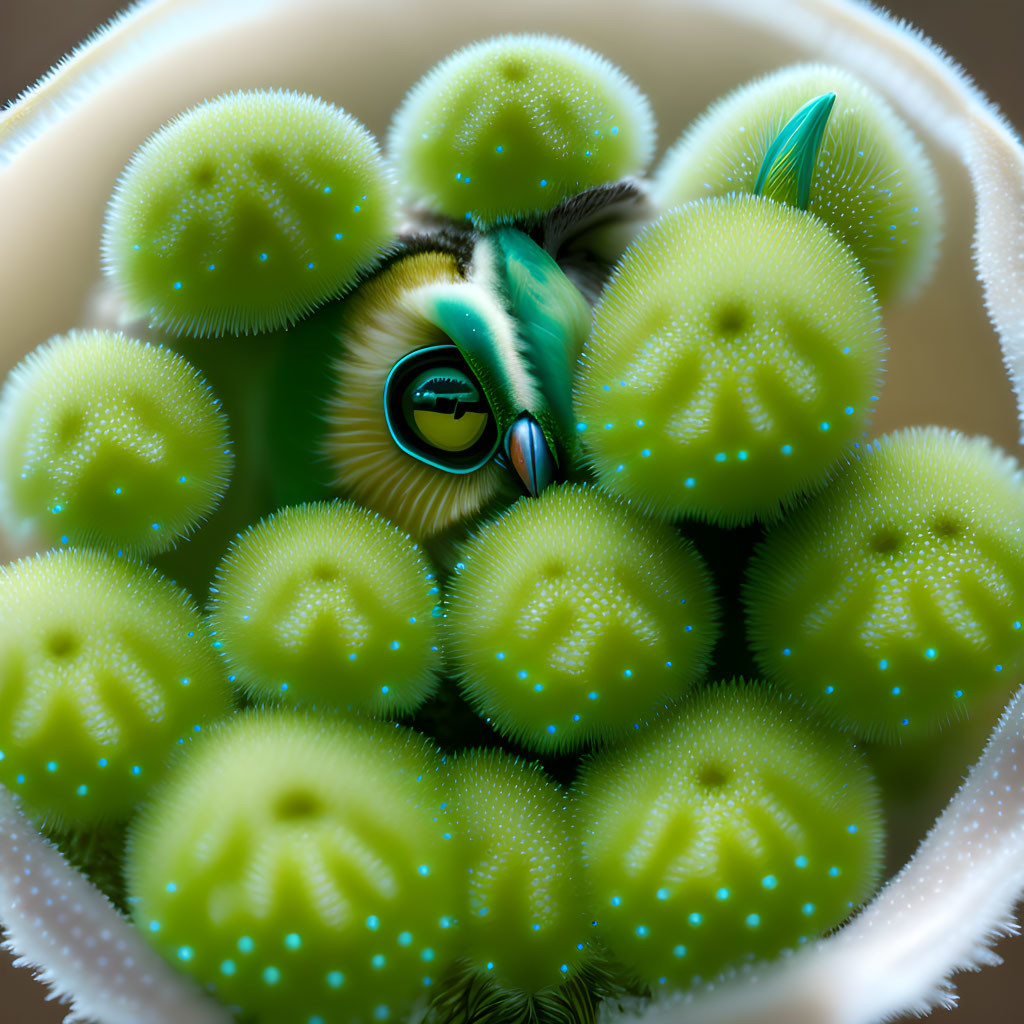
[413,408,489,451]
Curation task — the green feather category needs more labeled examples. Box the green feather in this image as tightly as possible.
[424,290,523,436]
[485,228,591,448]
[753,92,835,209]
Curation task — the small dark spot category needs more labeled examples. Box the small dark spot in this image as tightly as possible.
[274,788,324,821]
[869,528,902,555]
[190,163,216,186]
[931,515,960,539]
[697,763,730,789]
[499,58,529,82]
[55,411,84,443]
[310,563,338,582]
[249,149,281,176]
[46,630,79,658]
[715,303,748,338]
[540,559,567,580]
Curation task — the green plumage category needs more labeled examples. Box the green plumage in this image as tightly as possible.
[752,92,836,209]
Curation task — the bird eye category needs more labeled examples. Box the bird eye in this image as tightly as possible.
[383,345,499,472]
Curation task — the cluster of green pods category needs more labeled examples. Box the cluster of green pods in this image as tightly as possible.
[1,30,1022,1024]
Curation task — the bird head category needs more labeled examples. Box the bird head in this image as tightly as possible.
[325,223,593,539]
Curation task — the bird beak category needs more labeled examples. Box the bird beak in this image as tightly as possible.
[504,413,557,497]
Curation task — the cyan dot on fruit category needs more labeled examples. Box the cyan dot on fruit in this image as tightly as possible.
[389,34,655,225]
[574,681,883,989]
[208,501,442,716]
[443,749,589,994]
[0,329,232,557]
[126,710,461,1024]
[745,426,1024,741]
[445,483,719,753]
[653,63,942,305]
[574,195,884,526]
[103,89,397,338]
[0,548,231,827]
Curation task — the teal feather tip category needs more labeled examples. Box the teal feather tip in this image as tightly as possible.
[653,63,942,304]
[1,27,984,1024]
[752,91,836,209]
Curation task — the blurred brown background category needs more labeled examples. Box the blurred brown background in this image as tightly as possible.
[1,1,1022,1021]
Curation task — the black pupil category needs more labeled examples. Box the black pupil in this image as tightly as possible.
[412,376,488,418]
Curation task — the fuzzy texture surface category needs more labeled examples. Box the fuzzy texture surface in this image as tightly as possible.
[389,34,655,226]
[445,484,718,753]
[208,501,442,716]
[746,427,1024,741]
[442,750,589,995]
[575,682,883,992]
[0,548,230,827]
[126,711,462,1024]
[102,89,396,337]
[0,329,232,558]
[3,0,1024,1022]
[628,681,1024,1024]
[0,785,233,1024]
[575,195,884,526]
[653,63,942,306]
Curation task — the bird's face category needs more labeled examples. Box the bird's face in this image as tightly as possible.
[325,227,592,539]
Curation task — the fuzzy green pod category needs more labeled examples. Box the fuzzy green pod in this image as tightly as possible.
[0,330,232,557]
[574,195,884,525]
[575,682,884,990]
[0,548,231,827]
[103,89,397,337]
[444,750,589,994]
[745,427,1024,741]
[207,501,442,716]
[653,64,942,304]
[389,34,655,225]
[126,711,462,1024]
[446,484,718,753]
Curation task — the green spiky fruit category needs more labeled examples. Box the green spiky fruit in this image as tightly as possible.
[389,34,655,225]
[745,427,1024,741]
[103,89,397,337]
[446,484,718,753]
[574,195,884,526]
[0,330,232,557]
[126,711,462,1024]
[208,501,442,716]
[0,549,230,827]
[653,64,941,304]
[574,682,883,990]
[444,750,589,994]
